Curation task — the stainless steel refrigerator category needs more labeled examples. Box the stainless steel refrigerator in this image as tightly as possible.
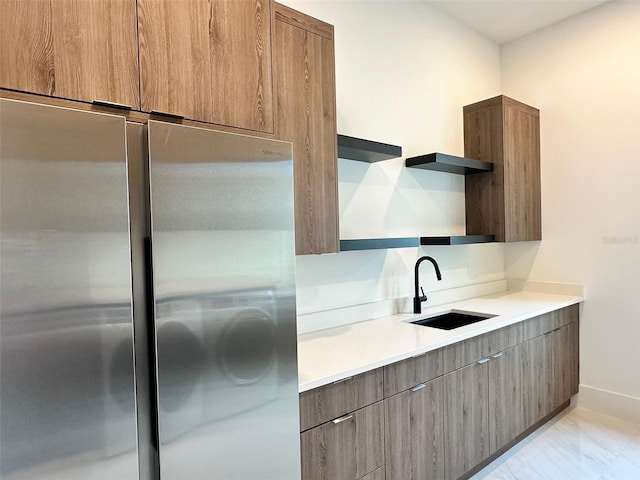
[0,98,301,480]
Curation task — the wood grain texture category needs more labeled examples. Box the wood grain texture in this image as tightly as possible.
[522,305,579,341]
[443,362,489,480]
[299,368,383,432]
[553,321,580,408]
[442,322,523,373]
[385,377,444,480]
[521,332,554,430]
[301,401,384,480]
[274,2,333,39]
[0,0,139,107]
[383,348,443,397]
[464,95,541,242]
[138,0,273,132]
[464,100,505,240]
[488,345,524,455]
[360,466,385,480]
[503,102,541,241]
[274,5,339,254]
[522,310,558,341]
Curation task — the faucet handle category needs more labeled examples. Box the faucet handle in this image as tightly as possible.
[419,286,427,302]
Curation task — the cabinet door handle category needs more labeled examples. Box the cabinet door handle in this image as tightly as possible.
[332,414,353,425]
[476,358,490,364]
[333,376,353,384]
[92,99,132,111]
[411,383,427,392]
[491,352,504,359]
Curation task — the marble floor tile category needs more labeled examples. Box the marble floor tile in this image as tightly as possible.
[470,407,640,480]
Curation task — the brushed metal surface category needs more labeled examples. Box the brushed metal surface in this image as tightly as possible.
[0,99,138,479]
[147,120,300,479]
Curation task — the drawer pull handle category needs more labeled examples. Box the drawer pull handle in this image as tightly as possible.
[332,414,353,425]
[150,110,185,120]
[333,376,353,384]
[92,99,132,111]
[477,358,490,364]
[411,383,426,392]
[491,352,504,359]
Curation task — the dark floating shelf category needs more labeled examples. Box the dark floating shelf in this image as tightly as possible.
[419,235,495,246]
[337,134,402,163]
[406,152,493,175]
[340,235,494,251]
[340,237,419,251]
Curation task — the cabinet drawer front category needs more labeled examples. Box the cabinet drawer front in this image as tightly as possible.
[301,401,384,480]
[442,322,523,372]
[300,368,383,431]
[523,305,578,341]
[383,348,442,396]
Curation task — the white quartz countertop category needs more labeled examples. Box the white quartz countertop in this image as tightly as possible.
[297,290,583,392]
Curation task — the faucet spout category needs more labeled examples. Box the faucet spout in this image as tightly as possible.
[413,256,442,314]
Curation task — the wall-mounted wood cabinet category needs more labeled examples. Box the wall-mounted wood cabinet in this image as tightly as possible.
[464,95,541,242]
[138,0,274,132]
[273,3,339,255]
[0,0,139,108]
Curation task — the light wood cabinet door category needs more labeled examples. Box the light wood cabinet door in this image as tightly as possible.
[488,346,525,455]
[521,331,554,429]
[138,0,273,132]
[384,377,444,480]
[443,361,489,480]
[464,95,541,242]
[0,0,139,107]
[301,401,385,480]
[553,320,580,408]
[273,3,339,255]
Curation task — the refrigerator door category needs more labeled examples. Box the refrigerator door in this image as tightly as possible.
[0,99,138,479]
[148,120,300,480]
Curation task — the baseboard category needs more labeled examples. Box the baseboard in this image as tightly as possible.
[576,384,640,424]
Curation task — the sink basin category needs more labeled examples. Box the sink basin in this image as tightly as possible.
[410,310,496,330]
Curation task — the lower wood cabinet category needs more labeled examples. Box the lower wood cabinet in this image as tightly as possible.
[301,401,384,480]
[300,305,579,480]
[385,377,444,480]
[488,345,525,455]
[443,361,489,480]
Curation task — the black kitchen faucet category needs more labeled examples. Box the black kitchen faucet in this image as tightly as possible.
[413,256,442,314]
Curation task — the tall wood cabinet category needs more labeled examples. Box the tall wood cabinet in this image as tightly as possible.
[0,0,139,108]
[137,0,274,132]
[273,3,339,255]
[464,95,541,242]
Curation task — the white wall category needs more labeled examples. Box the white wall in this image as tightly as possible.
[501,1,640,421]
[280,0,505,323]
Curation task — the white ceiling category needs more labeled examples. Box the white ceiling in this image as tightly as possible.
[425,0,611,44]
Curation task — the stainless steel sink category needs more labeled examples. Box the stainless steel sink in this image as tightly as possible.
[410,310,496,330]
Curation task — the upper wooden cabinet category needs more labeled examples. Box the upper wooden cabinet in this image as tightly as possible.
[0,0,139,108]
[464,95,541,242]
[273,3,339,255]
[137,0,274,132]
